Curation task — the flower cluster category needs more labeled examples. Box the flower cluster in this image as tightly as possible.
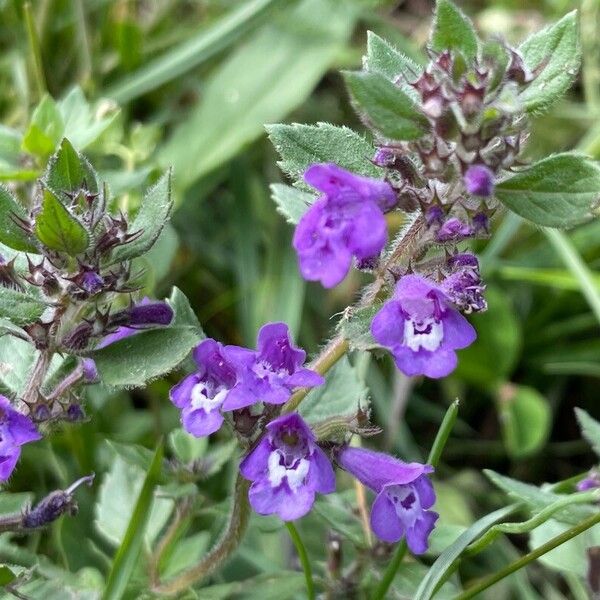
[238,412,437,553]
[169,322,323,437]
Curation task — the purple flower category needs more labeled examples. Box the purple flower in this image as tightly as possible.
[435,217,474,242]
[336,446,438,553]
[0,396,41,481]
[240,413,335,520]
[80,270,104,295]
[577,471,600,492]
[464,165,495,197]
[221,322,324,411]
[371,274,476,378]
[170,339,237,437]
[442,253,487,313]
[293,164,395,288]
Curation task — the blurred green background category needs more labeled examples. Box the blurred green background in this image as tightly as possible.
[0,0,599,597]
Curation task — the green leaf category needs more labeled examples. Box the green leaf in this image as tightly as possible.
[495,153,600,228]
[0,336,37,396]
[106,0,283,103]
[87,287,204,387]
[267,122,380,185]
[0,184,37,252]
[453,286,522,389]
[102,444,168,600]
[45,138,98,195]
[485,470,596,525]
[0,491,33,513]
[269,183,315,224]
[21,95,65,158]
[344,70,428,140]
[108,170,173,264]
[365,31,421,94]
[299,356,368,424]
[338,304,381,351]
[58,87,120,150]
[519,11,580,114]
[575,407,600,457]
[35,188,90,256]
[414,504,519,600]
[0,288,46,326]
[430,0,479,60]
[0,564,16,586]
[529,518,600,577]
[168,429,208,464]
[159,0,357,190]
[497,384,551,458]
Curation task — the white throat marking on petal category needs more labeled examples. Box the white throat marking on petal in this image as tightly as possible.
[403,317,443,352]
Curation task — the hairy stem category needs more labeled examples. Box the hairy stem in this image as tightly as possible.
[286,522,315,600]
[151,474,251,596]
[21,350,52,406]
[454,510,600,600]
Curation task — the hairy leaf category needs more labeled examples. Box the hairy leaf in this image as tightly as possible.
[430,0,479,60]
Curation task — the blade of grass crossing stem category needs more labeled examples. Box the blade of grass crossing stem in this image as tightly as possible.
[285,522,315,600]
[106,0,286,103]
[454,510,600,599]
[103,443,164,600]
[544,228,600,326]
[373,400,460,600]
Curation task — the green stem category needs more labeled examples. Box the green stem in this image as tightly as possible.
[427,399,460,468]
[23,2,47,100]
[285,522,315,600]
[151,474,251,596]
[544,228,600,326]
[282,336,349,414]
[454,510,600,600]
[372,541,407,600]
[373,400,460,600]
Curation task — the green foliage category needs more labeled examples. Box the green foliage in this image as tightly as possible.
[519,11,580,114]
[101,444,167,600]
[35,188,90,255]
[0,185,37,252]
[45,138,98,195]
[300,356,369,425]
[497,384,551,458]
[430,0,479,60]
[0,287,46,326]
[109,170,173,264]
[495,153,600,228]
[267,122,380,184]
[269,183,315,224]
[86,287,204,387]
[343,70,428,140]
[21,95,64,158]
[159,0,357,190]
[575,407,600,457]
[364,31,421,95]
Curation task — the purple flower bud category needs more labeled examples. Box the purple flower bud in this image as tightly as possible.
[240,413,335,521]
[464,165,495,197]
[81,270,104,295]
[372,148,395,167]
[66,404,85,422]
[472,212,490,234]
[442,253,487,314]
[0,395,41,481]
[435,218,474,242]
[425,205,444,226]
[33,404,51,422]
[336,446,438,553]
[293,164,395,288]
[577,471,600,492]
[371,274,476,378]
[82,359,99,383]
[23,490,76,528]
[128,302,173,327]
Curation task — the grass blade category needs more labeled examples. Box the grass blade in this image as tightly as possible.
[102,442,164,600]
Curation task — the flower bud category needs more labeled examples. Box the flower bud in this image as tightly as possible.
[464,165,495,197]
